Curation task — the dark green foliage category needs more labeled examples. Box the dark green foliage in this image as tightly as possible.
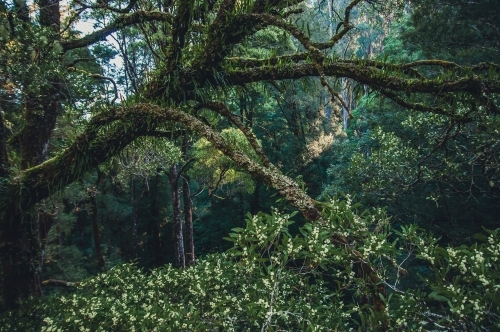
[2,203,499,331]
[322,12,500,242]
[1,0,500,326]
[401,0,500,63]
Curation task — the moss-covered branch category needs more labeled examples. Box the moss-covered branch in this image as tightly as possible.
[0,104,320,222]
[223,62,500,95]
[61,11,173,52]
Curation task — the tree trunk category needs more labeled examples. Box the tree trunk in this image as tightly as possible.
[149,174,163,265]
[0,103,8,177]
[35,209,55,295]
[20,0,60,168]
[0,208,38,310]
[169,163,185,268]
[131,176,138,259]
[0,0,61,310]
[89,174,105,270]
[181,134,195,266]
[182,176,194,266]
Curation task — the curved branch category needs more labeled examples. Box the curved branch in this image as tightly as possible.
[0,104,321,222]
[376,88,452,117]
[224,62,500,94]
[175,157,195,183]
[202,101,272,167]
[62,11,173,52]
[244,0,361,51]
[92,74,119,104]
[41,279,80,287]
[74,0,138,14]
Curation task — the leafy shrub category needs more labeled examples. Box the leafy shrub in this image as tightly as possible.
[2,199,499,331]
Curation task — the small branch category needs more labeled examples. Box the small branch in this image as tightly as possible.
[209,166,229,197]
[41,279,79,287]
[175,157,195,183]
[203,101,272,167]
[73,0,138,14]
[382,254,408,276]
[320,77,353,119]
[65,57,97,68]
[91,74,119,104]
[400,59,461,69]
[377,88,457,118]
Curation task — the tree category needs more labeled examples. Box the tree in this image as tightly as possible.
[322,10,500,241]
[0,0,499,310]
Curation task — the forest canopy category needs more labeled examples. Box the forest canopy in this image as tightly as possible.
[0,0,499,330]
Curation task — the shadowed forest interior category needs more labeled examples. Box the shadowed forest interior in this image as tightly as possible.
[0,0,499,330]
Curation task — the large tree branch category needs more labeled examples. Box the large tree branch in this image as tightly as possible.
[62,11,173,52]
[0,109,166,213]
[202,101,272,167]
[242,0,361,51]
[223,62,500,94]
[170,0,193,64]
[0,104,321,222]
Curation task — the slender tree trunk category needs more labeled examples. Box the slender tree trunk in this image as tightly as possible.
[149,174,163,265]
[131,176,138,259]
[181,134,195,266]
[182,176,194,266]
[169,163,185,268]
[342,79,349,131]
[0,104,8,177]
[35,209,54,295]
[89,174,105,270]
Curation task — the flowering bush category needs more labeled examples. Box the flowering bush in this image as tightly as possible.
[2,198,499,331]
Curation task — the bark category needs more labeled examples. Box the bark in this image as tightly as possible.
[61,11,173,52]
[34,209,55,295]
[182,176,194,266]
[39,0,60,34]
[19,91,60,169]
[169,163,185,268]
[89,190,105,269]
[89,171,105,270]
[341,78,349,131]
[20,0,60,169]
[0,104,9,177]
[0,0,61,310]
[149,175,163,265]
[41,279,79,287]
[182,134,195,266]
[1,209,38,310]
[130,176,138,259]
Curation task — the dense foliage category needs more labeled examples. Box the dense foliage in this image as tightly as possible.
[0,0,499,329]
[2,200,499,331]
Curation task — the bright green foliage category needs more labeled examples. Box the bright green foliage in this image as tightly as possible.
[3,199,499,331]
[325,126,420,200]
[190,128,258,195]
[412,227,500,326]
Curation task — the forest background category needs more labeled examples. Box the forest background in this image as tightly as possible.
[0,0,499,330]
